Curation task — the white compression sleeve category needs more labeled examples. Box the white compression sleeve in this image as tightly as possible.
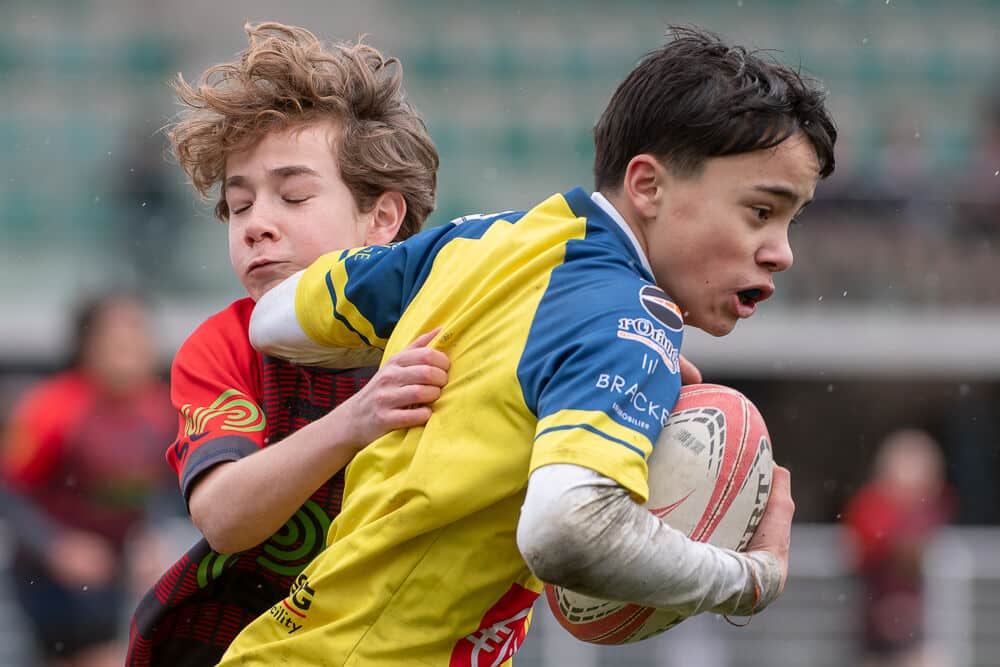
[249,270,383,368]
[517,463,782,617]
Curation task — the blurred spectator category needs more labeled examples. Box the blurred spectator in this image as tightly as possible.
[842,428,955,667]
[0,293,179,667]
[873,113,934,201]
[954,92,1000,238]
[110,119,186,291]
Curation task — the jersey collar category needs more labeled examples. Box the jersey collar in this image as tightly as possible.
[560,187,654,280]
[589,191,654,277]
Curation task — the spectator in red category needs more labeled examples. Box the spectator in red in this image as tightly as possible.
[842,428,955,667]
[1,293,178,667]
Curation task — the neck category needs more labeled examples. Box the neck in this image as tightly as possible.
[598,189,648,257]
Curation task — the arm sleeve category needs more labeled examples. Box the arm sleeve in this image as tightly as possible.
[517,463,782,616]
[250,270,383,368]
[166,302,267,502]
[251,234,447,366]
[520,272,684,502]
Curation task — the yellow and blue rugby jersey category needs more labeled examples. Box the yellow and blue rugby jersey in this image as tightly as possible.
[220,188,685,667]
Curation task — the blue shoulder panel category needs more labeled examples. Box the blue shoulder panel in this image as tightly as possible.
[517,207,683,447]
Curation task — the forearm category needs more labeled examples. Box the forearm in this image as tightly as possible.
[189,411,360,554]
[517,464,781,617]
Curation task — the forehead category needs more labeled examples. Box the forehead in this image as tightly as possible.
[691,131,820,199]
[225,120,340,175]
[720,132,821,193]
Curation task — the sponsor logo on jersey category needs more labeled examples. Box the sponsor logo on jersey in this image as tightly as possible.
[451,583,537,667]
[639,285,684,331]
[595,373,671,428]
[450,210,518,226]
[180,388,265,436]
[345,244,393,262]
[267,573,315,635]
[616,317,679,374]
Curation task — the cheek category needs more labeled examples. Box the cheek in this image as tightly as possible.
[318,216,368,250]
[227,224,243,258]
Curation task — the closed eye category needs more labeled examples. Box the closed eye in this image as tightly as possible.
[283,196,312,205]
[230,202,252,215]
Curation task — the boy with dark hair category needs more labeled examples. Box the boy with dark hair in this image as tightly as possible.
[226,25,836,666]
[126,23,447,666]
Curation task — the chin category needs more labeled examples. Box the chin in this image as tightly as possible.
[244,282,268,302]
[692,317,737,337]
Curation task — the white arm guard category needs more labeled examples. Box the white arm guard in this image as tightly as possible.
[249,271,383,368]
[517,463,782,617]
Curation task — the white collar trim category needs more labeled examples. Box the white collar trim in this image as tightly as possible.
[590,191,653,275]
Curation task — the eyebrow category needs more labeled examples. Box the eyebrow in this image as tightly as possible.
[753,184,813,211]
[224,165,322,189]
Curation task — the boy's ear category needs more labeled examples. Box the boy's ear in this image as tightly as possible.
[623,154,667,220]
[365,191,407,245]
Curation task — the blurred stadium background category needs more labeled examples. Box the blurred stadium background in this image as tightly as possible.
[2,0,1000,664]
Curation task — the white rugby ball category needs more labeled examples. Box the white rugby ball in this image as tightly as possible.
[544,383,773,644]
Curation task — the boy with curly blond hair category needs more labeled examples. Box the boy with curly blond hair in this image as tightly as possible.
[126,22,446,666]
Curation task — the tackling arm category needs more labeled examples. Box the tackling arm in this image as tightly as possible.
[250,270,383,368]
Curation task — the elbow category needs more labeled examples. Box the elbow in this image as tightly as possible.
[189,483,255,555]
[190,507,252,555]
[248,298,283,356]
[248,271,303,356]
[517,512,593,588]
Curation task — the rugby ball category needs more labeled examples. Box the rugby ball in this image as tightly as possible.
[544,383,773,644]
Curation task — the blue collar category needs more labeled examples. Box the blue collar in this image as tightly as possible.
[561,187,655,282]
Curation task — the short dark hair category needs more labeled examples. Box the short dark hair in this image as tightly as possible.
[593,26,836,191]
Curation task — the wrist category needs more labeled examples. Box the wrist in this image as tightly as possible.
[315,405,367,455]
[721,550,783,624]
[745,550,783,611]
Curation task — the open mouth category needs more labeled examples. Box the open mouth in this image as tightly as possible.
[738,288,763,306]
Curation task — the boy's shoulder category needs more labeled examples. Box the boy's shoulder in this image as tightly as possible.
[173,298,257,374]
[187,297,255,342]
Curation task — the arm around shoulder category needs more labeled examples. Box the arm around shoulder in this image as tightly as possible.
[249,270,383,368]
[248,270,311,360]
